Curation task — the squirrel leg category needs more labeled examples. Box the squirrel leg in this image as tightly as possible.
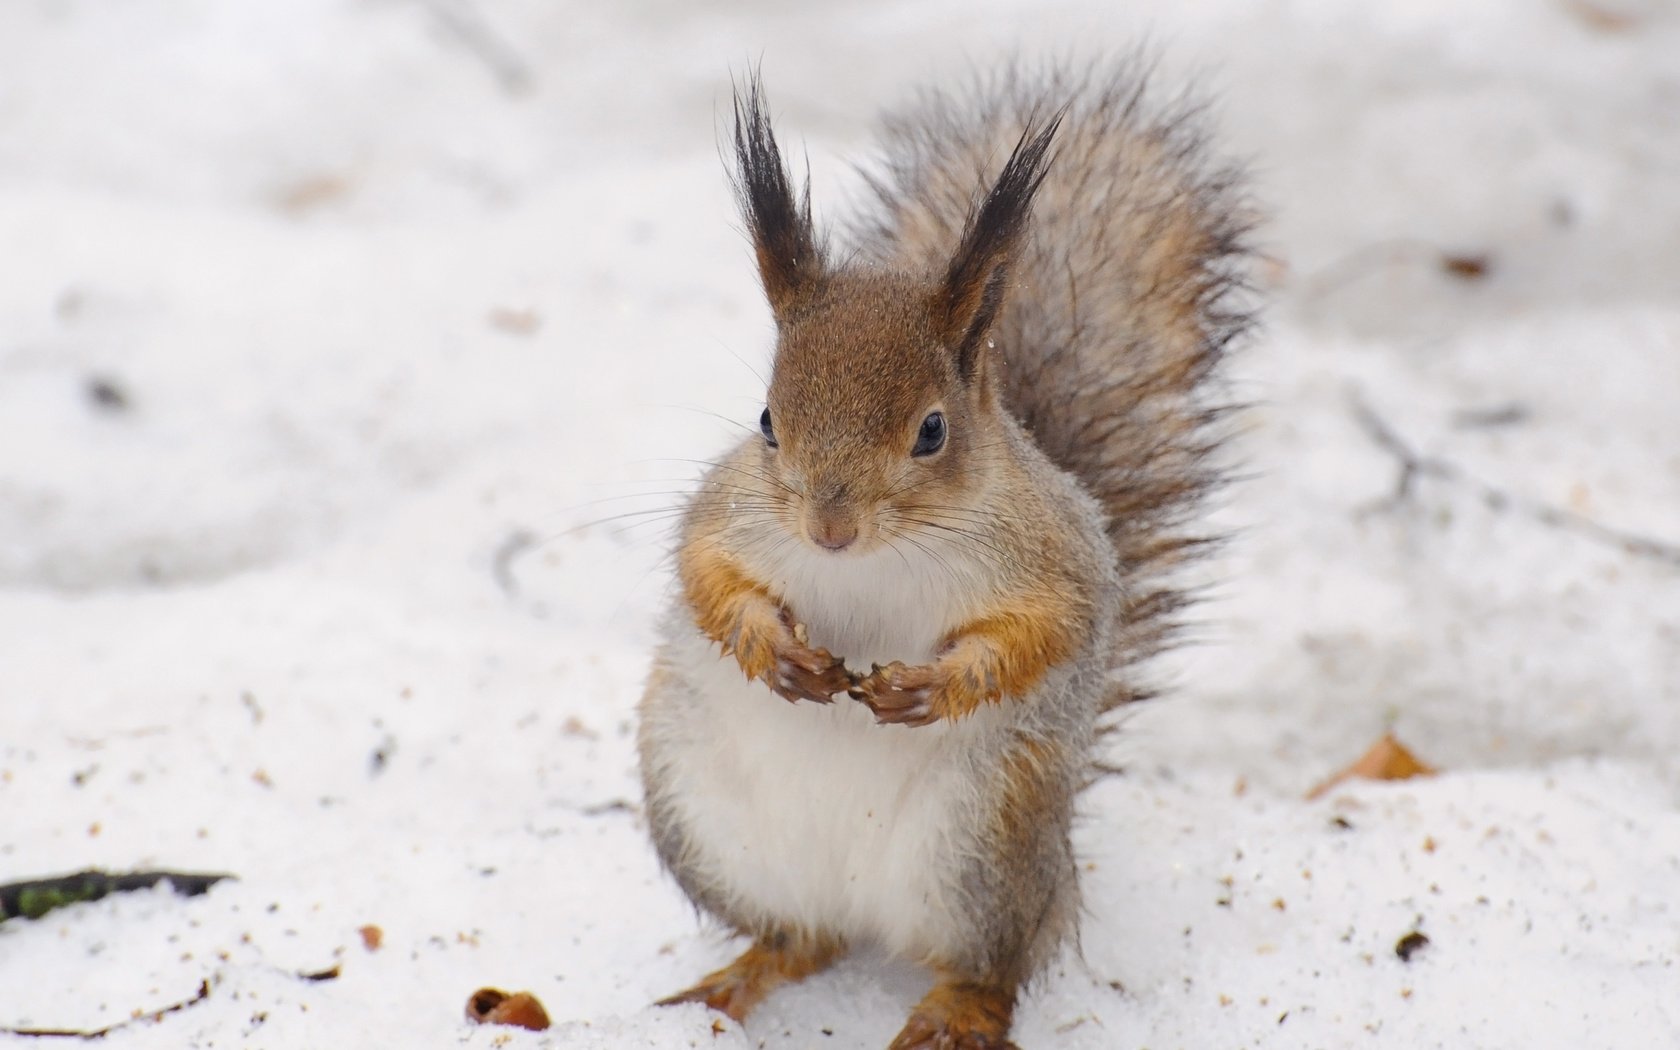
[656,927,845,1022]
[680,543,853,703]
[853,603,1081,725]
[729,601,853,705]
[887,974,1019,1050]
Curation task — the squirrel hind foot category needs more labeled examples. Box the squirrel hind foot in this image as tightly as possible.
[887,979,1019,1050]
[655,929,844,1023]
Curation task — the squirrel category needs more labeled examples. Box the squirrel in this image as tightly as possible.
[637,59,1253,1050]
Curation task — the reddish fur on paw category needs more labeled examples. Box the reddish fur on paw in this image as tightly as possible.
[678,540,853,703]
[851,599,1084,726]
[851,660,948,726]
[887,980,1018,1049]
[769,637,854,704]
[656,931,843,1023]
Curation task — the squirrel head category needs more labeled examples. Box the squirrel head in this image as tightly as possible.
[730,77,1058,555]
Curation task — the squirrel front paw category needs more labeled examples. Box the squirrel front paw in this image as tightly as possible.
[767,639,854,705]
[849,661,946,727]
[851,646,1007,726]
[723,606,853,705]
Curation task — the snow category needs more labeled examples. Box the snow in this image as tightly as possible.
[3,1,1678,1047]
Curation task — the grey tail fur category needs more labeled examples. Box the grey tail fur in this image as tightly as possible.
[853,58,1258,714]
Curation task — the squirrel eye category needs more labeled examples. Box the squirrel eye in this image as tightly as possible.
[912,411,947,457]
[759,406,778,448]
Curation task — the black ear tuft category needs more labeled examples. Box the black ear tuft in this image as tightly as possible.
[732,74,823,318]
[941,114,1061,380]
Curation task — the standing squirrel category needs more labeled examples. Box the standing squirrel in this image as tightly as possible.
[638,60,1253,1050]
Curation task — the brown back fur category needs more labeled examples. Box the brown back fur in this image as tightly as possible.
[852,60,1257,711]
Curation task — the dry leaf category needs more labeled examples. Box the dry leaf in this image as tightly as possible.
[560,716,598,741]
[1566,0,1637,31]
[1396,930,1430,962]
[1440,252,1491,280]
[1306,733,1437,800]
[358,924,383,951]
[276,174,352,215]
[466,988,551,1031]
[488,307,542,336]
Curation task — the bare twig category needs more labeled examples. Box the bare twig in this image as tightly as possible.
[577,798,636,817]
[491,528,537,598]
[1350,391,1680,567]
[1348,393,1455,512]
[1,870,233,924]
[1451,402,1530,429]
[0,979,213,1039]
[419,0,533,94]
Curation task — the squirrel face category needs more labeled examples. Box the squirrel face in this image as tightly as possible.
[729,84,1059,557]
[759,271,993,555]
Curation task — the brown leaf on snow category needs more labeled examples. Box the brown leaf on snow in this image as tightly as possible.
[487,307,543,336]
[1305,733,1438,800]
[358,924,383,951]
[466,988,551,1031]
[1440,252,1491,280]
[275,174,353,215]
[1565,0,1638,32]
[1395,930,1431,962]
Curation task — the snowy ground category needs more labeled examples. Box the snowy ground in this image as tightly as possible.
[3,1,1678,1047]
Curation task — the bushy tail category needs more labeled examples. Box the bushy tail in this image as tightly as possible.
[854,59,1257,712]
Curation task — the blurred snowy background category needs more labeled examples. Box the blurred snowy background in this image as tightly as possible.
[2,1,1677,1047]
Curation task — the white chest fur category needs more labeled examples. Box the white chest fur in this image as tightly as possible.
[646,534,1006,959]
[654,628,1002,960]
[752,529,991,668]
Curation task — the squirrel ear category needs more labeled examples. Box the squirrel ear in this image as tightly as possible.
[939,116,1061,381]
[732,75,823,318]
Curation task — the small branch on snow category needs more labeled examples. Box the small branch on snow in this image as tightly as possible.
[1450,402,1530,429]
[491,528,537,598]
[1349,391,1680,567]
[0,870,234,924]
[419,0,534,95]
[576,798,636,817]
[0,979,213,1040]
[1348,394,1457,512]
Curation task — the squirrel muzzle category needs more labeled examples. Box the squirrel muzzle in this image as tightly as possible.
[805,497,862,552]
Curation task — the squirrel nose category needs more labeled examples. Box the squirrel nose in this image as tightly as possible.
[809,512,858,552]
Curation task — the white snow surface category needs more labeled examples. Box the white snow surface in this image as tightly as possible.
[3,1,1679,1048]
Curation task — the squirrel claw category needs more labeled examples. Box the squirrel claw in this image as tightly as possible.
[888,1013,1019,1050]
[852,661,942,727]
[766,642,852,705]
